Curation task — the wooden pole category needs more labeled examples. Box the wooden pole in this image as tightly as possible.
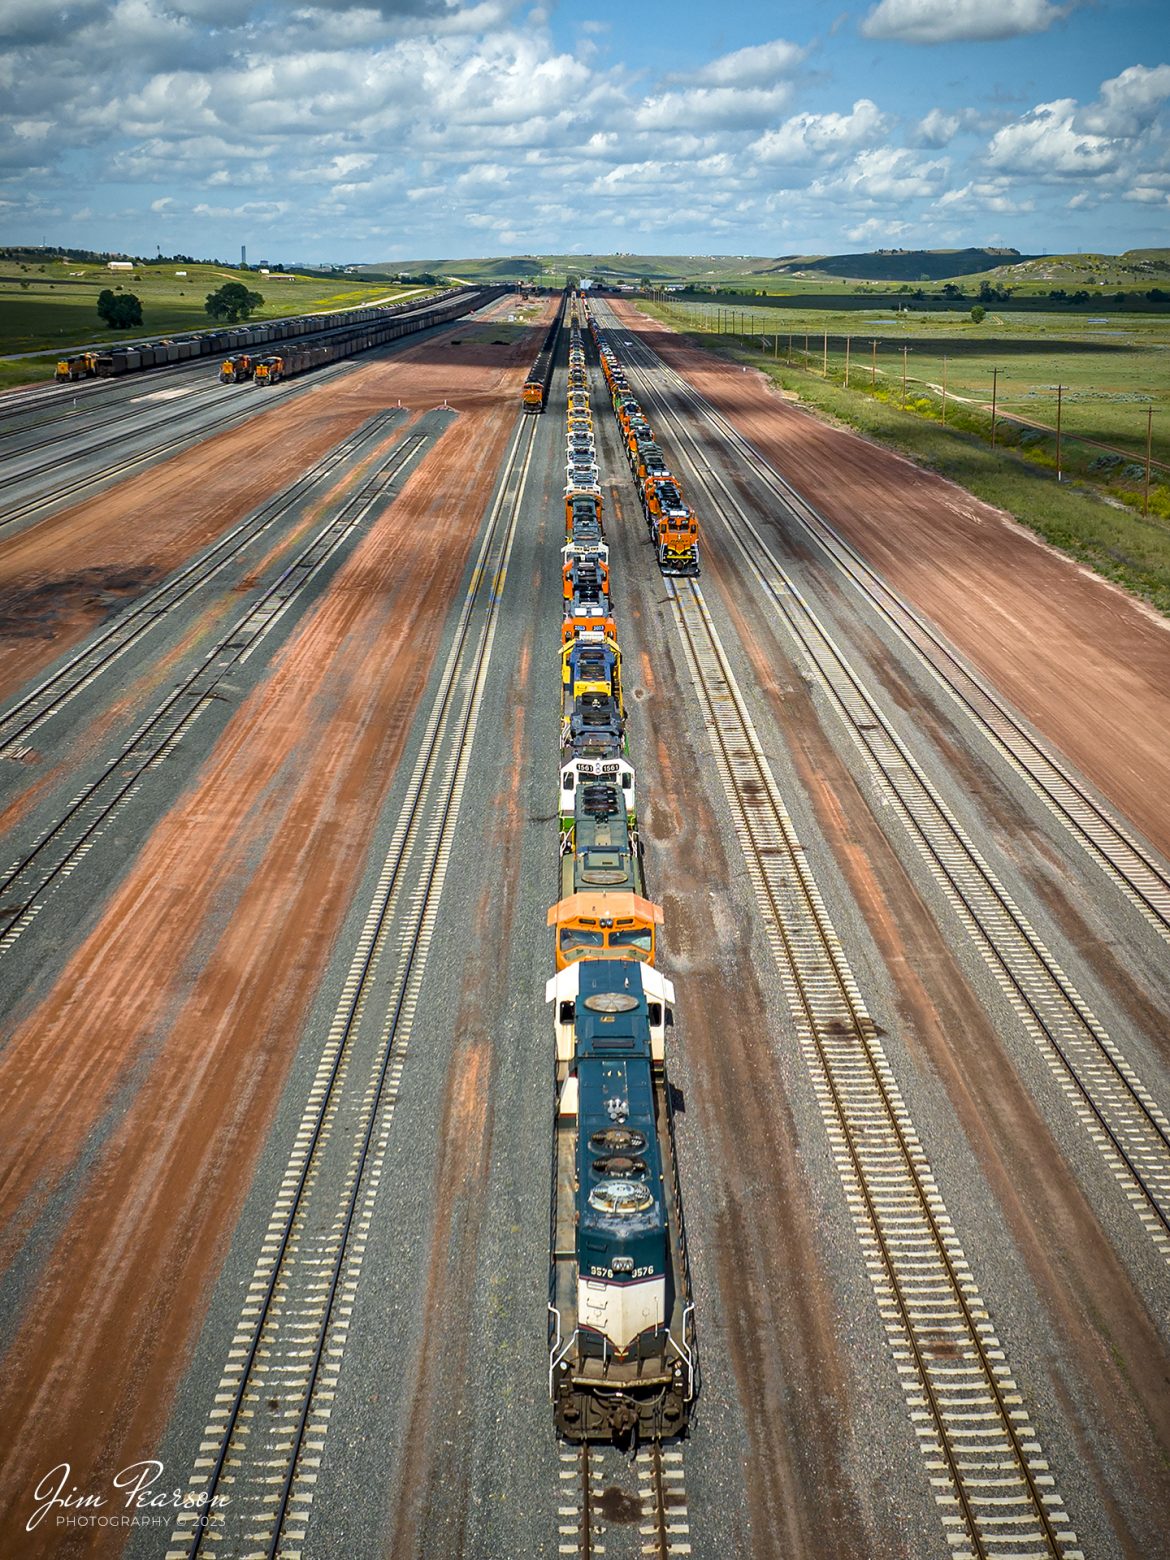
[871,339,877,388]
[1145,404,1153,516]
[1055,384,1063,481]
[901,346,908,410]
[991,366,1000,448]
[844,335,851,388]
[822,331,828,376]
[942,356,948,423]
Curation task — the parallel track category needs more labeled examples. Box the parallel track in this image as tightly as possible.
[0,359,357,531]
[167,415,539,1559]
[630,328,1170,943]
[0,427,430,955]
[615,325,1170,1265]
[665,572,1079,1560]
[0,410,404,755]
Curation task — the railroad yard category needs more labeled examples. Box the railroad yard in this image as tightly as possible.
[1,285,1169,1560]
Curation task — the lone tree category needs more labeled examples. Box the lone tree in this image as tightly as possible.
[205,281,264,322]
[969,304,987,324]
[97,289,143,329]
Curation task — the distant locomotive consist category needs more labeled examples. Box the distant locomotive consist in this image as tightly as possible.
[546,299,696,1443]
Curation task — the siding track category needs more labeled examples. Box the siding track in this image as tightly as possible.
[614,327,1170,1267]
[0,425,430,956]
[166,415,539,1559]
[634,334,1170,943]
[664,571,1079,1560]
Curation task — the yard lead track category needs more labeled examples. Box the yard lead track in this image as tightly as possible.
[665,573,1079,1560]
[0,409,407,755]
[621,321,1170,944]
[0,427,431,956]
[168,414,539,1560]
[617,330,1170,1266]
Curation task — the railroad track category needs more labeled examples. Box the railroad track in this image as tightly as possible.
[0,375,229,464]
[0,409,406,755]
[167,413,539,1559]
[664,572,1081,1560]
[561,1442,690,1558]
[624,329,1170,944]
[0,357,359,531]
[0,425,432,957]
[617,331,1170,1267]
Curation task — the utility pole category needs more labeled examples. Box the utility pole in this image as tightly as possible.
[804,332,809,368]
[901,345,908,410]
[787,335,792,365]
[1144,404,1153,516]
[1055,384,1064,481]
[991,365,1002,448]
[871,339,877,388]
[942,356,948,423]
[844,335,851,388]
[823,331,828,376]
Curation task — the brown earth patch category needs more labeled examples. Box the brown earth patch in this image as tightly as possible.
[0,362,526,1553]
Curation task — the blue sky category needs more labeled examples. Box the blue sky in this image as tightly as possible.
[1,0,1167,262]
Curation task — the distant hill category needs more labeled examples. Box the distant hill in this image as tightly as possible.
[364,247,1170,292]
[767,247,1041,282]
[988,249,1170,287]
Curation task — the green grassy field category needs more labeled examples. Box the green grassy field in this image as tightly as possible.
[0,261,425,387]
[639,299,1170,618]
[658,298,1170,467]
[379,247,1170,298]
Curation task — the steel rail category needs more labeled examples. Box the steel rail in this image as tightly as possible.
[0,430,430,955]
[618,338,1170,1263]
[172,415,538,1558]
[629,328,1170,943]
[0,411,405,754]
[666,571,1074,1560]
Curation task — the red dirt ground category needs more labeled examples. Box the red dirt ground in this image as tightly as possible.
[0,299,542,700]
[0,313,541,1553]
[613,302,1170,864]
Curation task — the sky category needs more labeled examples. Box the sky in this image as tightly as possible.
[1,0,1168,264]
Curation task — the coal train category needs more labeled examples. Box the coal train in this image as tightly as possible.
[547,298,696,1443]
[56,287,506,385]
[522,305,563,412]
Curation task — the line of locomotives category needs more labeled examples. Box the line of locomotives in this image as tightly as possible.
[583,305,701,578]
[547,300,698,1444]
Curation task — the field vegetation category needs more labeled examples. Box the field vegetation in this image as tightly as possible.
[639,298,1170,618]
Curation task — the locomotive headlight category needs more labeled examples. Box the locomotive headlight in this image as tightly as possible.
[611,1256,634,1275]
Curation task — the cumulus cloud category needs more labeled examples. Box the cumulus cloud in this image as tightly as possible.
[751,100,887,166]
[0,0,1161,260]
[861,0,1064,44]
[684,37,806,88]
[810,146,950,202]
[633,84,795,132]
[987,98,1121,176]
[1078,63,1170,136]
[914,107,960,147]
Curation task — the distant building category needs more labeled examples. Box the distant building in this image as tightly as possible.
[174,270,187,277]
[107,260,133,270]
[241,244,247,267]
